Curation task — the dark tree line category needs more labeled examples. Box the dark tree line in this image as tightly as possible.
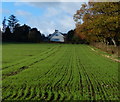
[2,14,88,44]
[66,29,88,44]
[2,15,45,43]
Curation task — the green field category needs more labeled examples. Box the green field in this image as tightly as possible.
[2,43,119,101]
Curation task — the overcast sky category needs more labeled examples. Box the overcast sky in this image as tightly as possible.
[1,2,88,35]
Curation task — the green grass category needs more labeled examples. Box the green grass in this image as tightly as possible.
[90,45,120,60]
[2,43,119,101]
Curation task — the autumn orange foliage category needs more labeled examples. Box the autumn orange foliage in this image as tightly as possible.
[73,2,119,45]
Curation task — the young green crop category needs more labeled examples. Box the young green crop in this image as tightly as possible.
[2,43,119,101]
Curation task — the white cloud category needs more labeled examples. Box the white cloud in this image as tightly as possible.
[10,2,83,35]
[27,2,82,14]
[1,9,10,14]
[44,7,61,18]
[60,3,82,16]
[27,2,62,8]
[16,10,31,16]
[14,2,28,6]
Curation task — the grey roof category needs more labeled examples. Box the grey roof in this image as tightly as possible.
[49,30,64,39]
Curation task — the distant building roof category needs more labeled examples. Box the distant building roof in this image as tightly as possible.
[49,30,64,42]
[49,30,64,39]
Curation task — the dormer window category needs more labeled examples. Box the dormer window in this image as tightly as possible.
[56,34,59,36]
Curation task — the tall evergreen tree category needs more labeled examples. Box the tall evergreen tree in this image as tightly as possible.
[2,17,7,33]
[8,15,19,33]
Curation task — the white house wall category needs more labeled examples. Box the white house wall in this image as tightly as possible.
[50,34,64,42]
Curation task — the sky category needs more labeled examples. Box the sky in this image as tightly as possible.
[1,2,88,35]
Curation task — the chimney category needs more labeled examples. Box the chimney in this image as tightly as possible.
[55,30,58,33]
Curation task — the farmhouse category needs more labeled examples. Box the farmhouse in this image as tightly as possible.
[49,30,65,42]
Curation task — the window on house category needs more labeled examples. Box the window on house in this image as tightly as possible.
[55,34,59,36]
[53,39,59,41]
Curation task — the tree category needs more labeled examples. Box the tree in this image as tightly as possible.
[74,2,120,46]
[2,26,11,41]
[28,28,42,43]
[14,24,31,42]
[2,14,45,43]
[73,3,88,25]
[66,29,87,44]
[2,17,7,33]
[66,30,74,42]
[8,15,19,33]
[41,34,46,42]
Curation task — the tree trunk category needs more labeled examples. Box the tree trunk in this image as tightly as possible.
[111,38,117,47]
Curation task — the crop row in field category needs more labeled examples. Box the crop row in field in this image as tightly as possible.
[2,44,119,101]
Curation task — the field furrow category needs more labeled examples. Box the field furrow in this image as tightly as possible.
[2,44,119,101]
